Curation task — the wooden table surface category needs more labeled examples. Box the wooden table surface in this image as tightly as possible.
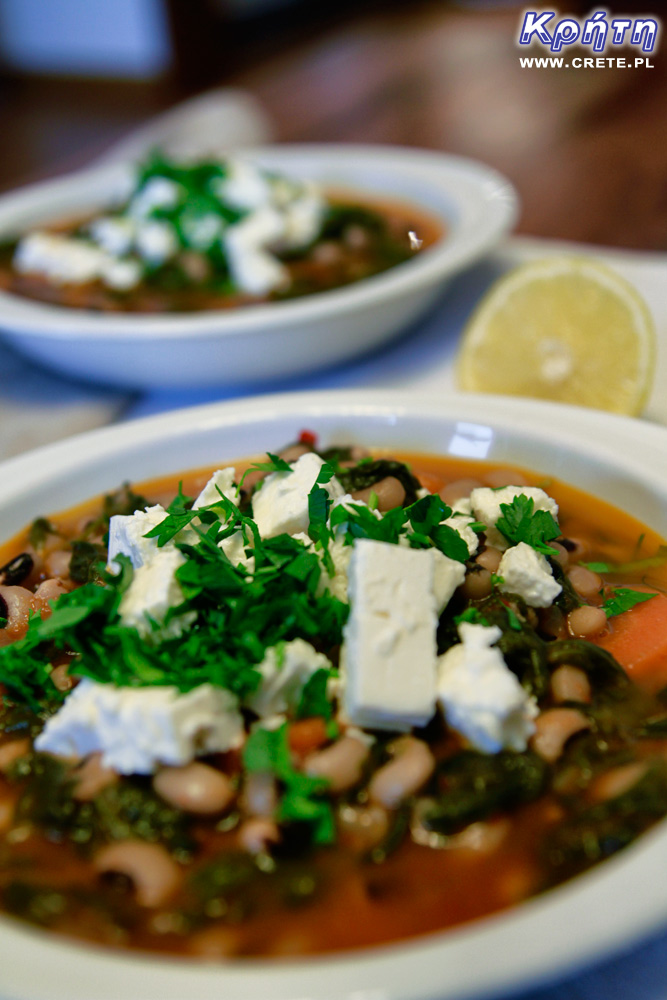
[0,2,665,251]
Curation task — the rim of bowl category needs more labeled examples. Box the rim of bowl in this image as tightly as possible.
[0,145,518,341]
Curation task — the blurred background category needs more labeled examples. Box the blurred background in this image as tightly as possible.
[0,0,665,250]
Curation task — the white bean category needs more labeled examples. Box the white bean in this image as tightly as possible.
[303,733,370,793]
[368,736,435,809]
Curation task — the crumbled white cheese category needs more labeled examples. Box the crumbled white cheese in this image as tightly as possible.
[280,192,326,250]
[181,211,224,250]
[498,541,562,608]
[88,216,135,256]
[215,160,273,212]
[192,467,238,510]
[218,530,255,572]
[191,468,254,571]
[107,504,168,570]
[223,205,290,296]
[252,452,344,539]
[129,177,181,218]
[470,486,559,551]
[441,512,479,557]
[432,549,466,613]
[102,258,142,291]
[135,219,178,265]
[245,639,332,718]
[118,546,193,640]
[13,232,141,290]
[343,539,438,730]
[437,623,538,753]
[451,497,473,517]
[318,535,353,603]
[35,679,243,775]
[217,161,325,294]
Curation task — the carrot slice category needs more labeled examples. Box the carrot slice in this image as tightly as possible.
[594,589,667,692]
[288,717,330,756]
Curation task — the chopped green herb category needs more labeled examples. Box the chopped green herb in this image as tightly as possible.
[239,453,291,490]
[29,517,59,550]
[243,722,334,844]
[582,545,667,576]
[453,608,490,627]
[496,495,561,555]
[297,668,333,720]
[601,588,657,618]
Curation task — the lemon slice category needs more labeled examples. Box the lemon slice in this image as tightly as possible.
[456,257,656,415]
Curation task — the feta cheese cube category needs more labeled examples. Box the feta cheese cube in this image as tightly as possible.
[35,679,243,775]
[107,505,168,570]
[245,639,332,718]
[252,452,344,539]
[343,539,438,730]
[119,547,193,640]
[498,541,562,607]
[219,530,255,573]
[470,486,559,551]
[135,220,178,265]
[432,549,466,614]
[437,623,538,753]
[441,512,479,557]
[192,467,238,510]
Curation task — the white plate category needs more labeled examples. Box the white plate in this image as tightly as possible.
[0,146,517,388]
[0,388,666,1000]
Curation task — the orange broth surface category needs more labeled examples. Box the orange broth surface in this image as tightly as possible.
[0,449,665,958]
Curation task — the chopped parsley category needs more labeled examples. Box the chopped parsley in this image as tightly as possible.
[601,588,658,618]
[583,545,667,575]
[243,722,335,844]
[496,495,561,555]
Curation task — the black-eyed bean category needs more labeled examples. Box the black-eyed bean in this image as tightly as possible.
[50,663,75,693]
[590,761,647,802]
[439,478,482,505]
[94,840,182,907]
[568,605,607,638]
[461,567,492,601]
[241,771,277,817]
[476,547,503,573]
[32,579,68,618]
[73,753,119,801]
[0,738,30,773]
[238,817,280,854]
[0,586,33,643]
[368,736,435,809]
[549,542,570,569]
[352,476,406,511]
[303,732,371,793]
[153,762,235,815]
[44,550,72,579]
[567,565,602,600]
[484,469,528,488]
[531,708,591,763]
[0,553,34,587]
[338,803,390,852]
[550,664,592,704]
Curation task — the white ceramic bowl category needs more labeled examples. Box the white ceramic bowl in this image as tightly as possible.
[0,389,666,1000]
[0,146,517,388]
